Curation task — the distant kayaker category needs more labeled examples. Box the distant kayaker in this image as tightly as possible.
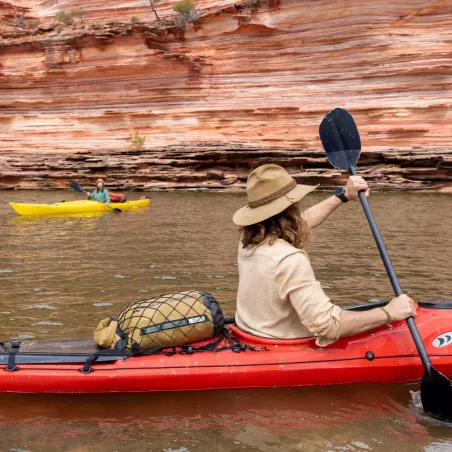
[233,164,417,346]
[87,178,111,205]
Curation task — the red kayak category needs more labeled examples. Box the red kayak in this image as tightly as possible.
[1,301,451,393]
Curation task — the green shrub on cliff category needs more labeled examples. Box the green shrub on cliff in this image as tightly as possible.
[129,131,146,150]
[55,10,73,25]
[172,1,195,14]
[172,0,201,32]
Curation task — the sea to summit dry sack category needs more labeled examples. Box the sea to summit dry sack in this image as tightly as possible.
[94,291,224,352]
[109,192,127,203]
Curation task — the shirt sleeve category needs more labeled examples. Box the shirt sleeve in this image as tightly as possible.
[276,252,342,347]
[104,190,111,204]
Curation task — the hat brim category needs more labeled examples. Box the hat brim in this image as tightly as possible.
[233,184,318,226]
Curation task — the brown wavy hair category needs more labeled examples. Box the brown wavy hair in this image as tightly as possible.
[240,202,310,249]
[95,178,105,191]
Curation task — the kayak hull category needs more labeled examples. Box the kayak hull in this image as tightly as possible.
[9,199,150,216]
[1,307,451,393]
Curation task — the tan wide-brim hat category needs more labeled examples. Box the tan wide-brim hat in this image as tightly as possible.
[233,164,317,226]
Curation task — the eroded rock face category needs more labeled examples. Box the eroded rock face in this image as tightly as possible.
[1,0,452,191]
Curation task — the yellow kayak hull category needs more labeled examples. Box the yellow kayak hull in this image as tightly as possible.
[9,199,150,216]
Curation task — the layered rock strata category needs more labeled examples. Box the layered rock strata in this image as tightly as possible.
[1,0,452,191]
[2,144,451,192]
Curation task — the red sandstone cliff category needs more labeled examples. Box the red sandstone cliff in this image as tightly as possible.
[1,0,451,191]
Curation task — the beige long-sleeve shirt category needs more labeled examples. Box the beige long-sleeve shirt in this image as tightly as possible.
[235,238,341,347]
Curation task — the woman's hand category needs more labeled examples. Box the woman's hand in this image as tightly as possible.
[339,295,417,339]
[385,294,417,322]
[344,176,369,201]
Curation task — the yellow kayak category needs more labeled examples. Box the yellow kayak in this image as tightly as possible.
[9,199,150,216]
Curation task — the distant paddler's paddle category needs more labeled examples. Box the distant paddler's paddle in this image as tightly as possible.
[319,107,452,421]
[69,180,123,213]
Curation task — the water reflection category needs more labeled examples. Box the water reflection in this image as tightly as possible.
[9,211,108,223]
[0,386,449,451]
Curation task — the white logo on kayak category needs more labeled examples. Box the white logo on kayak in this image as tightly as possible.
[433,332,452,348]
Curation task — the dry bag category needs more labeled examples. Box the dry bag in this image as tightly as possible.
[94,290,224,351]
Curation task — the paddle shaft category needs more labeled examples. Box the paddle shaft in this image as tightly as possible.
[349,165,432,373]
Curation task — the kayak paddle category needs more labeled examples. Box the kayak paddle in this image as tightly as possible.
[69,181,123,213]
[319,107,452,421]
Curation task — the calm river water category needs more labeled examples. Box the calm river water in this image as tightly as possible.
[0,190,451,451]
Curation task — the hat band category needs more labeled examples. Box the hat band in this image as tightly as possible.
[248,178,297,209]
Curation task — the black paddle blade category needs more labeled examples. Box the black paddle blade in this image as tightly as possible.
[421,368,452,421]
[69,180,84,193]
[319,108,361,171]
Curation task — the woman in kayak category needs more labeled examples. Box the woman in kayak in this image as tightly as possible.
[233,164,417,346]
[87,178,111,205]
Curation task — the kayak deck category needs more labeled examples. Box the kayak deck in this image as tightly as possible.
[9,199,150,216]
[1,306,451,393]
